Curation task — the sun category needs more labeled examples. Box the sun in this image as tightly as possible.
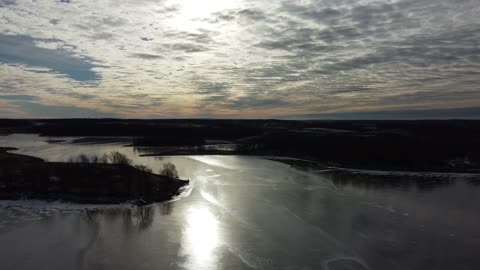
[168,0,240,31]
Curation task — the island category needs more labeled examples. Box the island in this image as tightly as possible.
[0,147,189,204]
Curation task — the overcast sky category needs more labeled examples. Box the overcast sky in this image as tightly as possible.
[0,0,479,119]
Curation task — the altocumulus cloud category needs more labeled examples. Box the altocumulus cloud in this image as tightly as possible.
[0,94,115,118]
[0,0,479,118]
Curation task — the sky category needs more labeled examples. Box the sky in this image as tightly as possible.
[0,0,479,119]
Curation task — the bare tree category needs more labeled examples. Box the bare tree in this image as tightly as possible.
[159,162,178,178]
[100,153,109,164]
[90,155,99,163]
[78,154,90,163]
[108,151,132,165]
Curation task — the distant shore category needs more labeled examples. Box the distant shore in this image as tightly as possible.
[139,148,480,178]
[1,119,480,174]
[137,146,480,174]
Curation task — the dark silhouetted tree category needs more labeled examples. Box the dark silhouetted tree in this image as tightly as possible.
[159,162,178,178]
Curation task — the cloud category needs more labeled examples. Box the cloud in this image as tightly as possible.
[0,95,38,101]
[230,96,290,109]
[130,53,164,60]
[194,80,230,94]
[169,43,210,53]
[0,87,115,118]
[11,100,117,118]
[281,107,480,120]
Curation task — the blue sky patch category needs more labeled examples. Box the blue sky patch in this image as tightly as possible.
[0,34,100,82]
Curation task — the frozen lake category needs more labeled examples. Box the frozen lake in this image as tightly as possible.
[1,134,480,270]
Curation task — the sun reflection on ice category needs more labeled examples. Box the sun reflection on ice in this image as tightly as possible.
[181,206,221,270]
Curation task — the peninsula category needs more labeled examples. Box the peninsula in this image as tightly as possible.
[0,147,189,204]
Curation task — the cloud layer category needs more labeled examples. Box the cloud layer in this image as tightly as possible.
[0,0,479,118]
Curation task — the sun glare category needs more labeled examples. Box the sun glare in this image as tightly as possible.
[181,206,221,269]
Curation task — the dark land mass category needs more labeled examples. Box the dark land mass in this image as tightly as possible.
[0,147,188,204]
[1,119,480,173]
